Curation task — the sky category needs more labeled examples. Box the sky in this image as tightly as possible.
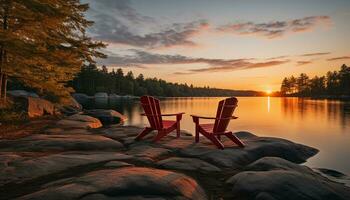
[82,0,350,91]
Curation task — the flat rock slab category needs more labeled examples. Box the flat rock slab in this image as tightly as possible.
[104,161,134,168]
[0,152,132,187]
[53,114,102,129]
[84,109,127,125]
[0,134,124,152]
[43,128,93,135]
[18,167,208,200]
[0,126,344,200]
[226,157,350,200]
[101,126,143,141]
[126,144,172,161]
[157,157,221,172]
[176,132,318,168]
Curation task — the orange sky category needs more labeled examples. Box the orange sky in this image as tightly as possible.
[84,0,350,91]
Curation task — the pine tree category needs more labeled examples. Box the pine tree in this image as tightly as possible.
[0,0,105,103]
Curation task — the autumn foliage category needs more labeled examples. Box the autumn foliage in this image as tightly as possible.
[0,0,105,103]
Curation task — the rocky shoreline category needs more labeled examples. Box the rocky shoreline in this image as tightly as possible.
[0,114,350,200]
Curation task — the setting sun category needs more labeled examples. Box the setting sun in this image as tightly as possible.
[266,90,272,95]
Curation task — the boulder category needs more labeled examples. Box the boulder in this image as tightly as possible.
[126,144,172,161]
[0,134,123,152]
[18,167,208,200]
[109,93,121,99]
[84,109,127,125]
[94,92,108,99]
[57,97,83,114]
[104,161,134,168]
[178,132,318,168]
[72,93,91,104]
[60,114,102,129]
[27,97,55,118]
[226,157,350,200]
[56,119,101,129]
[7,90,39,98]
[94,92,108,105]
[157,157,221,172]
[9,95,55,118]
[315,168,349,179]
[0,152,132,187]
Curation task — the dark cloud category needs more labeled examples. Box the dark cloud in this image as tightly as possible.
[297,61,312,66]
[99,50,289,73]
[84,0,153,24]
[217,16,331,39]
[300,52,331,57]
[89,14,208,48]
[84,0,208,48]
[327,56,350,61]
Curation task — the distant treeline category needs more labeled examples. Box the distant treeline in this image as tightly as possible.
[69,64,265,97]
[280,64,350,97]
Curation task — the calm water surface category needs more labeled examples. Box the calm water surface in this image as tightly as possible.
[88,97,350,175]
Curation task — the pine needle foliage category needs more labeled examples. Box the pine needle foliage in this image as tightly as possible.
[0,0,106,102]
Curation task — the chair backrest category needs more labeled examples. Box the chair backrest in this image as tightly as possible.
[140,96,163,129]
[213,97,238,133]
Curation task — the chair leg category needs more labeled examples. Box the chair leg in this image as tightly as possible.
[195,124,199,143]
[153,130,167,142]
[225,132,245,147]
[208,135,225,149]
[176,122,180,138]
[135,127,153,141]
[200,131,224,149]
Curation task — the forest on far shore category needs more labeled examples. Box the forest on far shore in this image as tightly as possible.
[68,64,266,97]
[9,64,349,98]
[280,64,350,97]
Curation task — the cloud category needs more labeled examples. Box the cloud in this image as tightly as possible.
[327,56,350,61]
[173,72,196,75]
[84,0,208,48]
[84,0,153,24]
[188,60,289,73]
[99,49,289,73]
[296,61,312,66]
[217,16,331,39]
[266,55,289,60]
[299,52,331,57]
[90,15,208,48]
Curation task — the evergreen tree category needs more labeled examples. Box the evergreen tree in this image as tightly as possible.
[297,73,310,96]
[0,0,105,103]
[280,64,349,97]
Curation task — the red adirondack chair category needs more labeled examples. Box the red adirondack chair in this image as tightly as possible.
[135,96,185,142]
[191,97,245,149]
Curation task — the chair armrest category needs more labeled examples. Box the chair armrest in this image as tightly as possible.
[141,112,185,117]
[191,115,238,123]
[191,115,216,120]
[161,112,185,116]
[215,116,238,120]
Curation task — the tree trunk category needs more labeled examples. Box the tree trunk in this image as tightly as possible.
[0,72,3,100]
[2,74,7,100]
[0,33,3,101]
[1,3,9,102]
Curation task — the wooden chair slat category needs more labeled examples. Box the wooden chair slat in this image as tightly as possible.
[192,97,245,149]
[136,96,184,142]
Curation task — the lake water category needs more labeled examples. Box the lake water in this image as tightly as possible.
[86,97,350,175]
